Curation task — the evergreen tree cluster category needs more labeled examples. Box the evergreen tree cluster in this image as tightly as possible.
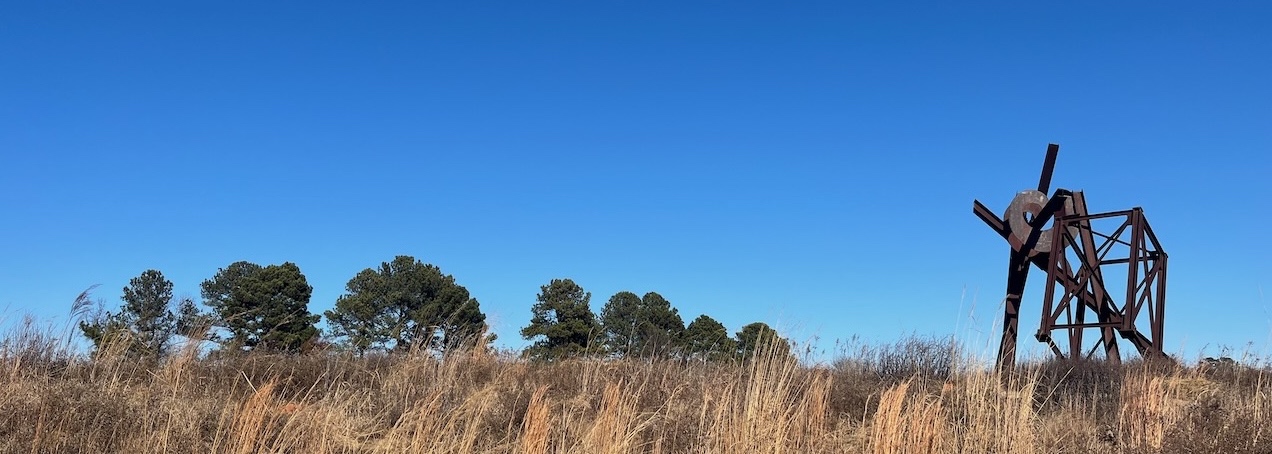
[520,278,790,362]
[78,257,787,362]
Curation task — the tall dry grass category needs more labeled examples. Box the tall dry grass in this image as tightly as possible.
[2,323,1271,453]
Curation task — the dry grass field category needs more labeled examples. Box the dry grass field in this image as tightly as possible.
[2,322,1269,453]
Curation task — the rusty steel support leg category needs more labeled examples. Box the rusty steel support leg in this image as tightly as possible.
[998,250,1031,369]
[1039,219,1062,350]
[993,144,1060,369]
[1154,255,1167,349]
[1102,327,1122,364]
[1070,301,1085,359]
[1125,209,1143,333]
[1070,192,1122,363]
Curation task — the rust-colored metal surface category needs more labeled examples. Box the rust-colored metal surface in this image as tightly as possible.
[973,144,1168,368]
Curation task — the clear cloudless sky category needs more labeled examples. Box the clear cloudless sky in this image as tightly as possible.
[2,1,1269,360]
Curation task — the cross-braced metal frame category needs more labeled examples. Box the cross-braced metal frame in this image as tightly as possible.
[973,144,1169,368]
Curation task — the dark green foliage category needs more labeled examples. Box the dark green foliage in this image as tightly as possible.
[77,313,130,355]
[735,322,791,360]
[78,270,183,360]
[324,255,488,353]
[599,291,685,358]
[521,278,599,360]
[200,261,319,353]
[599,291,642,354]
[680,315,736,362]
[120,270,175,359]
[174,296,215,340]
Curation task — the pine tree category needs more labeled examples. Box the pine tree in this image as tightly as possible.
[79,269,187,361]
[201,261,319,352]
[599,291,684,358]
[521,278,599,360]
[325,255,487,353]
[680,314,736,362]
[735,322,791,360]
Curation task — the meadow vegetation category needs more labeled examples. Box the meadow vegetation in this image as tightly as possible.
[3,319,1269,454]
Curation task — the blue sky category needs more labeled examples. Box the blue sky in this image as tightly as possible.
[2,2,1269,360]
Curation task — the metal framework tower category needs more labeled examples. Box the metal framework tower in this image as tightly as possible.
[972,144,1169,368]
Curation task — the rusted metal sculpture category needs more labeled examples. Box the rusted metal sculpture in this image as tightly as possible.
[973,144,1168,368]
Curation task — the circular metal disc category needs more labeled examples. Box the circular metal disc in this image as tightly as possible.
[1005,190,1055,255]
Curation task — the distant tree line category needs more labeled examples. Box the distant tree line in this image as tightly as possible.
[78,256,790,362]
[521,278,790,361]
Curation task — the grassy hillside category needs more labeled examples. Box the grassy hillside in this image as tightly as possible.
[2,324,1269,453]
